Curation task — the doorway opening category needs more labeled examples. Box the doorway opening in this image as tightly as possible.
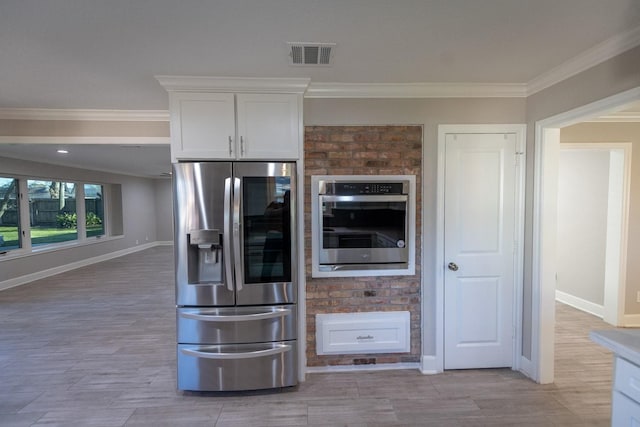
[532,86,640,384]
[556,142,631,325]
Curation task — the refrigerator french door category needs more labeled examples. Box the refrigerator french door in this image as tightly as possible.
[173,161,297,391]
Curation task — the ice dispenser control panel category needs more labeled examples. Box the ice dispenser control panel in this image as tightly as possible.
[189,229,220,247]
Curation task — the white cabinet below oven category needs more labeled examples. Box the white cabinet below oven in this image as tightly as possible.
[316,311,410,355]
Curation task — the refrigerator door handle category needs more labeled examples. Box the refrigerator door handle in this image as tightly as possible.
[181,344,291,360]
[223,177,234,292]
[179,308,291,322]
[232,177,243,291]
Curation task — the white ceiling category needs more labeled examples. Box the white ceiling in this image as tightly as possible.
[0,143,171,178]
[0,0,639,176]
[1,0,639,110]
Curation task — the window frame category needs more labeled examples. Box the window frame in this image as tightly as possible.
[0,175,22,253]
[83,182,107,239]
[0,172,113,259]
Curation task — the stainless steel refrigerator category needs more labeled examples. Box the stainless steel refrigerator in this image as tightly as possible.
[173,161,297,391]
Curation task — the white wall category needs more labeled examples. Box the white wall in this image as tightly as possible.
[557,149,610,307]
[154,178,174,242]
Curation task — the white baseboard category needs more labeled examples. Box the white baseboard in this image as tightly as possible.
[555,290,604,318]
[0,242,168,291]
[305,362,420,374]
[420,355,440,374]
[621,314,640,327]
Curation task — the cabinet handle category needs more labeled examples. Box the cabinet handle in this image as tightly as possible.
[240,136,245,156]
[228,136,233,156]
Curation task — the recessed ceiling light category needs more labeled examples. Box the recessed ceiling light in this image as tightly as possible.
[57,149,69,154]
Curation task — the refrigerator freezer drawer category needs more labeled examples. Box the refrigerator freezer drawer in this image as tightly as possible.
[177,341,297,391]
[177,305,297,344]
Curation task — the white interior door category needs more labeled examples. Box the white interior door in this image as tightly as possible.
[444,133,516,369]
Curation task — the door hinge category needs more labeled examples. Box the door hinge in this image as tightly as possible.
[515,152,524,166]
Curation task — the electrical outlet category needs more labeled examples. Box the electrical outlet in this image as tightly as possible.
[135,239,139,245]
[637,291,640,303]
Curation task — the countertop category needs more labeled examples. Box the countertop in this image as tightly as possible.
[591,329,640,366]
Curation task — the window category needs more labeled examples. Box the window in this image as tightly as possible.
[0,176,20,251]
[28,180,78,246]
[84,183,104,238]
[0,174,115,256]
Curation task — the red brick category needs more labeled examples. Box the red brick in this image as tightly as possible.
[304,125,423,367]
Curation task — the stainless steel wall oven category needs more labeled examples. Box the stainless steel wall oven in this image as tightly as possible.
[315,177,411,273]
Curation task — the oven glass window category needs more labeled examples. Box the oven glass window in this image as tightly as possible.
[322,200,406,249]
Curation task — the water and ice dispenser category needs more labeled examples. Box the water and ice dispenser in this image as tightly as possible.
[187,229,223,284]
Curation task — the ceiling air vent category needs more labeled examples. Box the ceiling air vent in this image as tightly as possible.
[287,42,335,66]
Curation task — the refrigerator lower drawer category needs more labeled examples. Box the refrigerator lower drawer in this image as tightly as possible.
[177,305,297,344]
[177,341,297,391]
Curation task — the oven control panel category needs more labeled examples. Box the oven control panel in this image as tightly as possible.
[322,181,408,195]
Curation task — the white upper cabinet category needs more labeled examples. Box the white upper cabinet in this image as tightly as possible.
[158,76,310,162]
[235,93,299,159]
[170,92,236,160]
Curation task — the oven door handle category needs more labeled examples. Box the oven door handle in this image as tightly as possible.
[180,344,291,360]
[179,308,291,322]
[320,195,408,202]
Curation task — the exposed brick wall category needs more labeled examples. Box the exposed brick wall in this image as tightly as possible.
[304,125,423,367]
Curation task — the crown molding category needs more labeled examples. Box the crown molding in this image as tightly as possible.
[305,82,527,98]
[0,108,169,121]
[587,111,640,123]
[155,75,311,94]
[527,24,640,96]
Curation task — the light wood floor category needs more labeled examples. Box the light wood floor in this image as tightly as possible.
[0,246,616,426]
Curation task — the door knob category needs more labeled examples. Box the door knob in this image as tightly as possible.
[447,262,459,272]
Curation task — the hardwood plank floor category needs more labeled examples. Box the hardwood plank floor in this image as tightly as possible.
[0,246,615,426]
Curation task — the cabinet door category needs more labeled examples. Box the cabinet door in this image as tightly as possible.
[236,93,300,160]
[170,92,236,160]
[612,391,640,426]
